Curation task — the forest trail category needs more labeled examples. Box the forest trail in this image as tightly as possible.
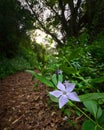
[0,72,80,130]
[0,72,78,130]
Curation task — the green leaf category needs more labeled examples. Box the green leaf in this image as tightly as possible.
[52,74,57,86]
[49,94,59,103]
[26,70,54,87]
[83,100,102,119]
[96,106,103,120]
[68,48,82,60]
[79,93,104,102]
[90,76,104,83]
[98,110,104,128]
[58,74,63,82]
[82,120,96,130]
[82,119,104,130]
[61,66,76,75]
[64,109,71,117]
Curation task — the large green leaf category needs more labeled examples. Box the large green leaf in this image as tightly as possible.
[79,93,104,102]
[82,120,95,130]
[82,119,104,130]
[83,100,102,119]
[26,70,54,87]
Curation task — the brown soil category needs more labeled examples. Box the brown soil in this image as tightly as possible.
[0,72,82,130]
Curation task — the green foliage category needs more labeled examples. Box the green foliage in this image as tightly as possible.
[18,46,38,67]
[64,109,71,117]
[27,64,104,130]
[98,110,104,128]
[54,32,104,93]
[0,57,14,79]
[0,47,38,79]
[82,120,98,130]
[79,93,104,103]
[26,70,54,87]
[52,74,58,86]
[82,110,104,130]
[83,100,102,120]
[48,94,59,103]
[0,0,34,58]
[33,42,48,64]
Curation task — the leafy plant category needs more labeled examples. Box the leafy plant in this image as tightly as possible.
[27,69,104,130]
[0,47,38,79]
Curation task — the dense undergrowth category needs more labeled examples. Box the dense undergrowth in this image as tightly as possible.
[0,46,38,79]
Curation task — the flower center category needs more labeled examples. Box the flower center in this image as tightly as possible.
[63,91,67,95]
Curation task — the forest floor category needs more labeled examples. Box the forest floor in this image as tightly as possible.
[0,72,83,130]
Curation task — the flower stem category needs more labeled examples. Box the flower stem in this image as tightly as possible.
[71,103,104,130]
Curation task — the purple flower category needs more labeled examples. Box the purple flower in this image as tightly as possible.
[56,69,63,75]
[49,81,80,108]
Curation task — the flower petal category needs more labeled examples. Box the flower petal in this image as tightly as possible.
[67,92,80,102]
[57,81,65,91]
[59,95,68,108]
[49,90,62,98]
[64,81,75,92]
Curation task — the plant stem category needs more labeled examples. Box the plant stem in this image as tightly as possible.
[72,103,104,130]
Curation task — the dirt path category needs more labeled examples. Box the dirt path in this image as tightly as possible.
[0,72,81,130]
[0,72,66,130]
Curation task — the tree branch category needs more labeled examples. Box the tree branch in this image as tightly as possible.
[25,0,63,45]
